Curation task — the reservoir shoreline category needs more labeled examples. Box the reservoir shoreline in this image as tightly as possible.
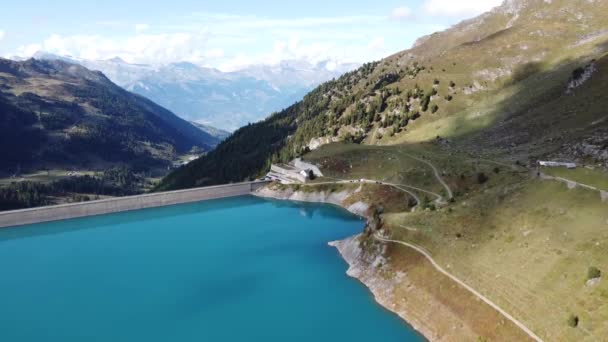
[252,185,435,341]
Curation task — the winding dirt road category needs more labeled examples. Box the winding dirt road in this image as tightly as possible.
[375,234,544,342]
[312,178,423,209]
[400,152,454,200]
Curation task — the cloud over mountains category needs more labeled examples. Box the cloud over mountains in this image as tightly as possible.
[7,2,500,72]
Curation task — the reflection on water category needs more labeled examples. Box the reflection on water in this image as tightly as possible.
[265,197,363,222]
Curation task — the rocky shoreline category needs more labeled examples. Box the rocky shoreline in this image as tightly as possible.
[253,185,435,340]
[253,185,370,217]
[329,236,436,341]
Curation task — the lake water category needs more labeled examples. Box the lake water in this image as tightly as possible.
[0,196,423,341]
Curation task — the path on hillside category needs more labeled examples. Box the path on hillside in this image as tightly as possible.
[312,177,450,209]
[383,181,443,202]
[398,224,418,232]
[374,234,544,342]
[320,177,443,201]
[539,172,608,201]
[539,172,607,192]
[387,185,422,210]
[312,178,422,210]
[399,152,453,200]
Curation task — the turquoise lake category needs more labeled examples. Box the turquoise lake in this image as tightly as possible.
[0,196,423,341]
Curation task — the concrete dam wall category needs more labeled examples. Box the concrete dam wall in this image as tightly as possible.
[0,181,270,228]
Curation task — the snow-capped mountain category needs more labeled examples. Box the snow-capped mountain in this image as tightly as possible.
[238,59,358,89]
[28,52,358,131]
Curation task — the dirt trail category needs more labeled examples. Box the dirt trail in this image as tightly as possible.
[399,152,453,200]
[375,234,544,342]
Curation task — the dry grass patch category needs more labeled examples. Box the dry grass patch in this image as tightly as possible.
[385,178,608,341]
[385,242,533,341]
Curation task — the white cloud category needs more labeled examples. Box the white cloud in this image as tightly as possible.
[204,48,225,59]
[368,37,385,50]
[215,33,389,72]
[17,43,42,57]
[135,24,150,33]
[218,36,340,71]
[423,0,503,17]
[16,32,215,65]
[0,30,5,41]
[9,10,438,72]
[15,28,382,72]
[391,6,412,20]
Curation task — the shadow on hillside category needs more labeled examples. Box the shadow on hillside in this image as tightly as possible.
[425,38,608,160]
[597,39,608,51]
[505,61,544,87]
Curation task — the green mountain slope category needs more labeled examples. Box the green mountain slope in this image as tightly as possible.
[0,58,219,173]
[158,0,608,191]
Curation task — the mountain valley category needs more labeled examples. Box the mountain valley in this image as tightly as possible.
[30,53,357,131]
[0,58,219,208]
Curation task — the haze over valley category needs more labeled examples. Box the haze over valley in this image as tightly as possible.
[25,52,358,131]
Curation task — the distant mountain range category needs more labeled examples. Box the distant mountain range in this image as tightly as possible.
[27,52,358,131]
[0,58,219,174]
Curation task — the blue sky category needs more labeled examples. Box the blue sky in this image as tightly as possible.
[0,0,502,71]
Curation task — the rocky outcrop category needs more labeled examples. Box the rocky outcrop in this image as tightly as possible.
[463,81,486,95]
[253,185,370,217]
[474,67,513,82]
[308,136,340,151]
[556,129,608,169]
[330,236,436,341]
[566,61,597,94]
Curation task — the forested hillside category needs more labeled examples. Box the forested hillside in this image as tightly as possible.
[0,58,219,174]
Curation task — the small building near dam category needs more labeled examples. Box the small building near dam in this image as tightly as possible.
[268,164,314,184]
